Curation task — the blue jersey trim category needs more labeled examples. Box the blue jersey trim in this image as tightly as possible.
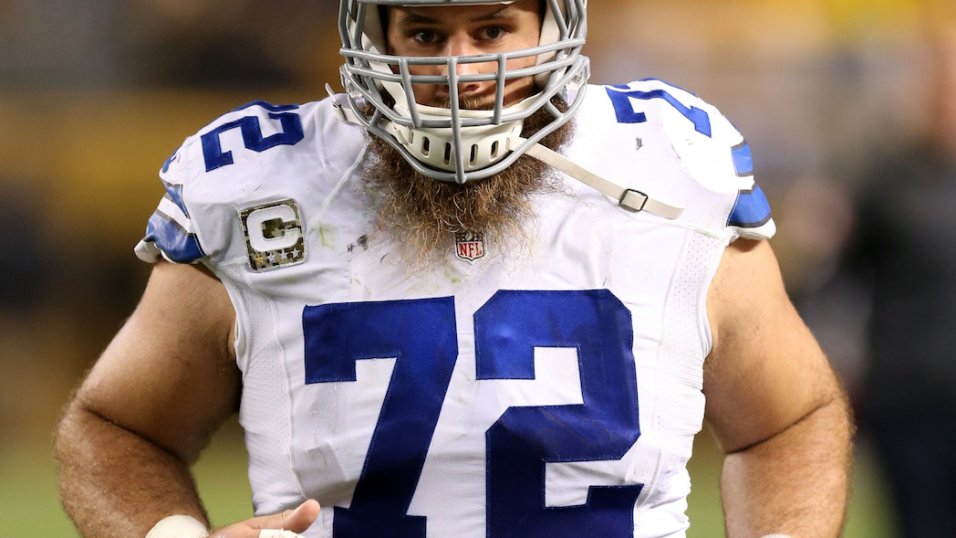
[162,182,191,218]
[728,185,772,228]
[161,150,178,174]
[732,142,754,177]
[143,211,205,263]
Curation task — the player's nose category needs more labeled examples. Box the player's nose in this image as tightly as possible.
[444,36,491,99]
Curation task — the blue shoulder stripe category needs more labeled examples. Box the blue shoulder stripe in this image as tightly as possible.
[728,185,772,228]
[162,182,191,218]
[161,149,179,174]
[731,142,754,177]
[142,211,205,263]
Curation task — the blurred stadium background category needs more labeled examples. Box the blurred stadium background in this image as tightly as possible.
[2,0,953,534]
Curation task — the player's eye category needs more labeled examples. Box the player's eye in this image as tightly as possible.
[412,30,441,45]
[481,26,506,41]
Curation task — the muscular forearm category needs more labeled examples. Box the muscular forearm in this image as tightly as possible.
[55,402,209,537]
[718,394,853,538]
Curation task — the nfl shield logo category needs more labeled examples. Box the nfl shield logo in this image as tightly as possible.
[455,232,485,263]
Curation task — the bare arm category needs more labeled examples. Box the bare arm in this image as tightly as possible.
[704,239,853,537]
[55,261,239,537]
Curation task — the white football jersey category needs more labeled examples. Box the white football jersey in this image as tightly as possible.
[136,79,774,538]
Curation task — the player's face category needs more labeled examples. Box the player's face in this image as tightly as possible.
[386,0,542,109]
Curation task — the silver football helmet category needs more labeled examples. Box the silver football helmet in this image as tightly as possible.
[338,0,590,184]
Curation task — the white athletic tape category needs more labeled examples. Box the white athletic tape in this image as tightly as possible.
[258,530,306,538]
[145,515,209,538]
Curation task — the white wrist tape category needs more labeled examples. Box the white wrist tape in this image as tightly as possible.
[145,515,209,538]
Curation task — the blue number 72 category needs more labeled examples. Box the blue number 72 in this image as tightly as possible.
[303,289,644,537]
[200,103,304,173]
[606,84,713,137]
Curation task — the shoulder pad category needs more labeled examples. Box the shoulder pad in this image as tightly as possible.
[140,100,311,264]
[161,100,307,184]
[603,79,755,195]
[597,79,774,240]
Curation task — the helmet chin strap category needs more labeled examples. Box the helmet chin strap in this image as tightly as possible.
[522,140,684,219]
[327,84,683,220]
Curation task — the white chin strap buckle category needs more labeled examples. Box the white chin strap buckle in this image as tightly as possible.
[620,189,649,212]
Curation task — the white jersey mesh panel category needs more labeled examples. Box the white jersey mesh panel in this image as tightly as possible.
[232,280,303,514]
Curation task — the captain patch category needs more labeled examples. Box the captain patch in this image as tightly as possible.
[240,199,306,272]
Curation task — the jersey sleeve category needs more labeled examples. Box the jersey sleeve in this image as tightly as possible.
[134,138,208,264]
[664,90,775,241]
[133,100,324,266]
[721,141,775,240]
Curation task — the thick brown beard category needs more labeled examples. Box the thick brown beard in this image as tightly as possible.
[363,96,573,263]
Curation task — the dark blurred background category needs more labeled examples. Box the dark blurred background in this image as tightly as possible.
[2,0,954,535]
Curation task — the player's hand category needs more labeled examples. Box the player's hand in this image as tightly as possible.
[209,499,321,538]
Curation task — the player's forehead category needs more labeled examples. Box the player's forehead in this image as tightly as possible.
[387,0,540,27]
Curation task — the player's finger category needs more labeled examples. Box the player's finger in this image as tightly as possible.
[254,499,321,533]
[280,499,321,532]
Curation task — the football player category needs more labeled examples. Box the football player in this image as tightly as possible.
[55,1,853,537]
